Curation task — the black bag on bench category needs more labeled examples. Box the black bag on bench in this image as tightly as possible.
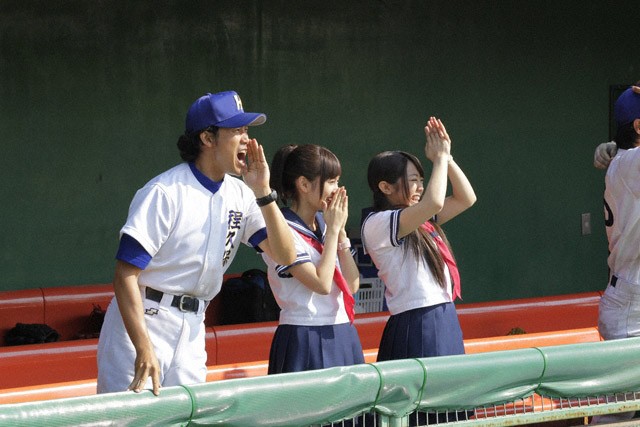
[5,323,60,345]
[219,269,280,325]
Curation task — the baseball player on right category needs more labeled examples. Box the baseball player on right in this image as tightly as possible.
[591,83,640,424]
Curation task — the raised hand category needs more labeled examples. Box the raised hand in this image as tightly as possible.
[322,187,349,234]
[243,138,271,195]
[424,116,451,163]
[594,141,617,170]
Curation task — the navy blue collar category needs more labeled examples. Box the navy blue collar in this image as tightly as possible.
[282,207,326,243]
[188,162,223,195]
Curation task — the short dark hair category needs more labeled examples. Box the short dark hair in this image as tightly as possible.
[176,126,219,162]
[615,122,639,150]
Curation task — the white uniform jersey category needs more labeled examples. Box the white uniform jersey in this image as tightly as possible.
[604,147,640,286]
[261,208,350,326]
[361,209,452,315]
[121,162,267,301]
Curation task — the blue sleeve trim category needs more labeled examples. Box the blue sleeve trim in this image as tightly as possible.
[276,256,311,277]
[115,234,152,270]
[248,227,268,252]
[391,210,403,246]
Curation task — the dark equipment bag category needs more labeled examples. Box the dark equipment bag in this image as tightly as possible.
[219,269,280,325]
[5,323,60,346]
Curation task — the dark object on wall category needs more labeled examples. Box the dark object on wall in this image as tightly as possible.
[5,323,60,345]
[219,269,280,325]
[76,304,106,339]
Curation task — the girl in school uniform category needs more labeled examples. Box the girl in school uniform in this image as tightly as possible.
[261,144,364,374]
[361,117,476,361]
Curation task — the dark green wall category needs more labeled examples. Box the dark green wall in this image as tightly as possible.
[1,1,637,302]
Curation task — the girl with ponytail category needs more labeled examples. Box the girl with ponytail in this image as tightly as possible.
[262,144,364,374]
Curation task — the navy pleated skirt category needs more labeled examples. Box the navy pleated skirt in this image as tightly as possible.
[377,302,465,361]
[268,323,365,374]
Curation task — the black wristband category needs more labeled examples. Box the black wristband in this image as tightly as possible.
[256,189,278,207]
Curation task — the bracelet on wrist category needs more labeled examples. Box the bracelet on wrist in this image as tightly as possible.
[337,239,351,251]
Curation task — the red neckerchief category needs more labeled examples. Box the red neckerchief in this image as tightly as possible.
[420,221,461,301]
[294,230,355,323]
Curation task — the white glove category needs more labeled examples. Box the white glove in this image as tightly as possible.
[594,141,617,170]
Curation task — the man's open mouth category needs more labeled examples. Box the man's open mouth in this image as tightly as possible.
[237,152,247,165]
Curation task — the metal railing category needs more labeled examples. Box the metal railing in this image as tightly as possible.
[320,392,640,426]
[1,338,640,426]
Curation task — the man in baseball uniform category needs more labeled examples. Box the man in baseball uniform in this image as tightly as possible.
[592,84,640,423]
[597,82,640,340]
[97,91,295,395]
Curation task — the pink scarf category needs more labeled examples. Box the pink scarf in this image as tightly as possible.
[294,230,355,323]
[420,222,461,301]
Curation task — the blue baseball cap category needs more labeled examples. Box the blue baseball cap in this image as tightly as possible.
[614,86,640,127]
[185,91,267,133]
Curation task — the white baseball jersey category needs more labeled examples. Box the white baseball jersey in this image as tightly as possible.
[604,147,640,285]
[121,162,267,301]
[261,208,350,326]
[361,209,452,315]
